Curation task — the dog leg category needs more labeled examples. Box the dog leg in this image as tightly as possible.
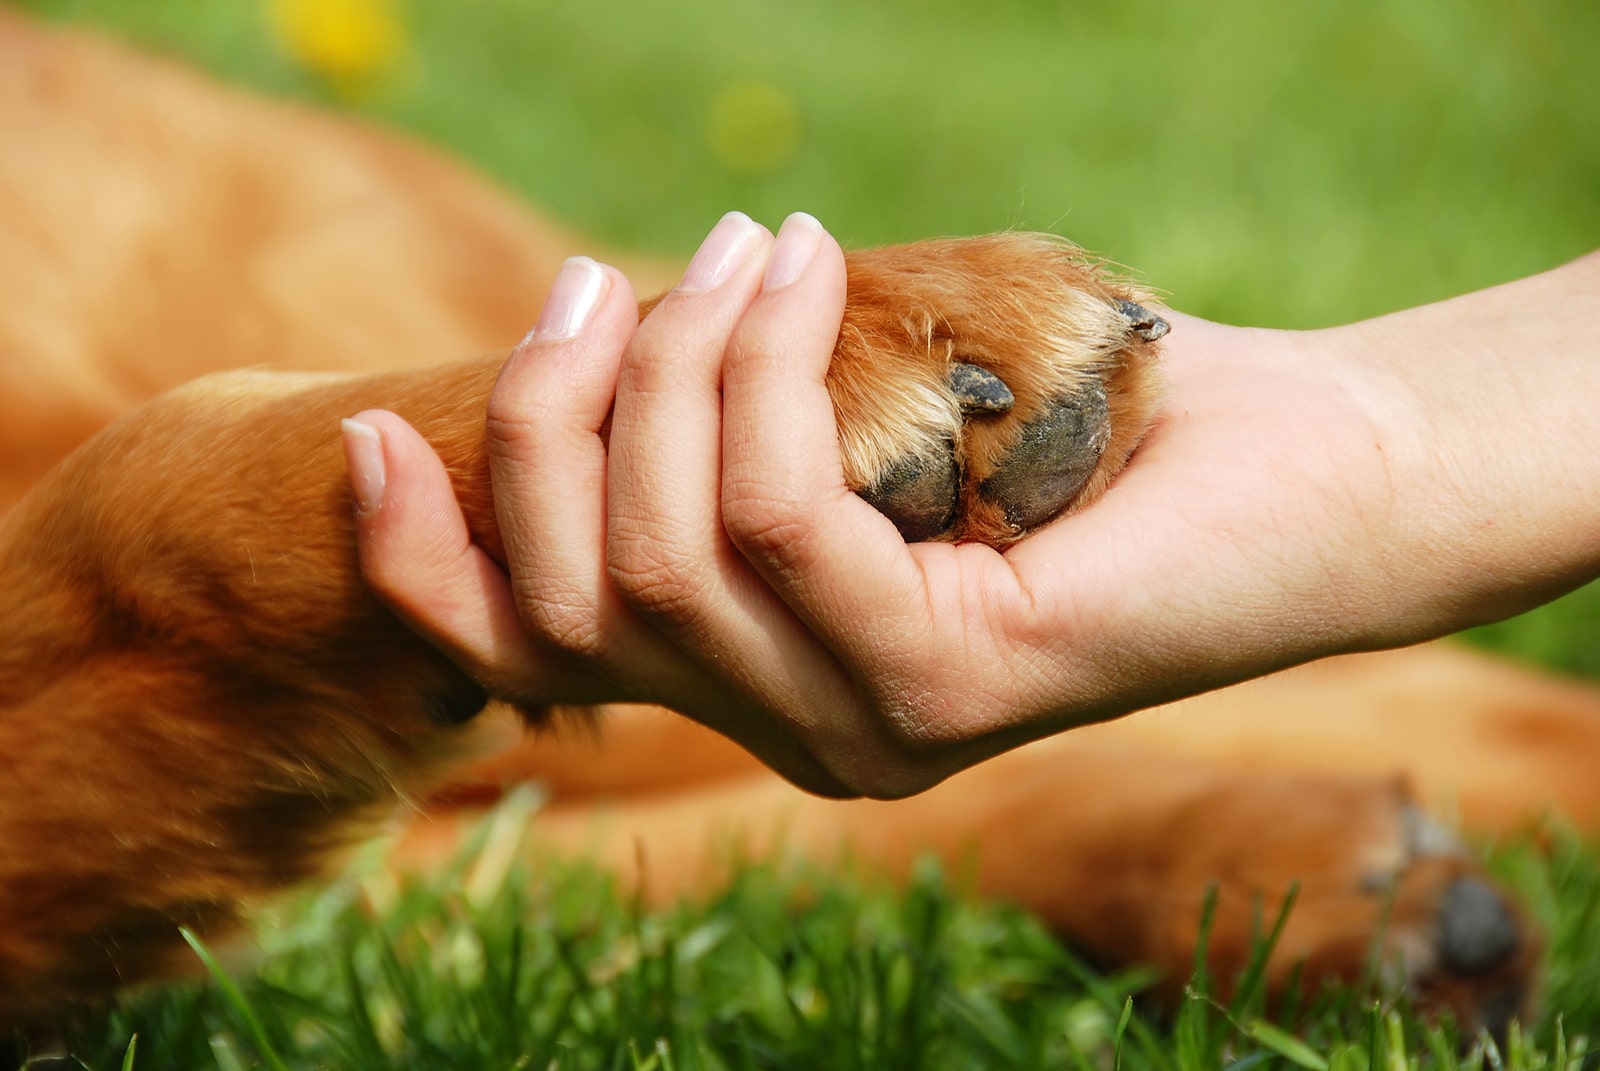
[403,718,1534,1038]
[0,234,1157,1023]
[0,360,504,1024]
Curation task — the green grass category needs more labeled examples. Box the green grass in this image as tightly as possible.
[40,818,1600,1070]
[22,0,1600,675]
[13,0,1600,1064]
[23,0,1600,323]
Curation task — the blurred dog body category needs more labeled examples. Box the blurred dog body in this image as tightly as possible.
[2,8,1595,1039]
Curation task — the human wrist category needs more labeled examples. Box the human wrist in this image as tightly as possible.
[1315,251,1600,643]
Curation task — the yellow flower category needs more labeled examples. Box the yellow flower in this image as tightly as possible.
[268,0,405,91]
[706,79,804,178]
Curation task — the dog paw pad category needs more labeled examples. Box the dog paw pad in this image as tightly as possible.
[830,234,1168,546]
[978,381,1111,532]
[1436,876,1521,974]
[857,446,960,544]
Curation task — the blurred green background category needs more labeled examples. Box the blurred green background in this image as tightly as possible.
[14,5,1600,1061]
[20,0,1600,673]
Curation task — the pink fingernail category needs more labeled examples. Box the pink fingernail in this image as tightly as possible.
[763,212,824,290]
[678,211,763,293]
[341,418,386,514]
[531,256,609,342]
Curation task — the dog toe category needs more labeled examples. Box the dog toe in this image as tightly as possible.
[1436,876,1521,975]
[830,235,1167,545]
[977,381,1111,532]
[857,445,960,543]
[859,373,1116,541]
[1385,850,1536,1041]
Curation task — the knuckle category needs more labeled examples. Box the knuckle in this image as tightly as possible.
[511,581,606,660]
[605,535,702,618]
[882,693,959,750]
[485,369,539,429]
[485,369,576,458]
[877,682,994,758]
[828,752,942,802]
[483,406,543,461]
[625,302,731,395]
[842,701,976,800]
[721,481,816,563]
[620,334,693,394]
[805,704,962,803]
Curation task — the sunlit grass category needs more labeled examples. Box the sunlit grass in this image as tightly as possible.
[12,1,1600,1063]
[40,814,1600,1070]
[22,0,1600,319]
[22,0,1600,670]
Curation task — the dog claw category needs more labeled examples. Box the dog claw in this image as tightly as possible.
[1437,877,1520,974]
[1116,299,1170,343]
[978,382,1110,531]
[857,289,1163,542]
[1401,803,1466,859]
[857,445,959,543]
[948,362,1015,415]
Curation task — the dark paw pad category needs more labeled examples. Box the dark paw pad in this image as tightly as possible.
[1436,877,1520,974]
[857,371,1115,541]
[855,295,1164,543]
[421,677,491,726]
[858,445,959,544]
[978,381,1111,532]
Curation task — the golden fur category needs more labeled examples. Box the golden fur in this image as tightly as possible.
[0,9,1587,1044]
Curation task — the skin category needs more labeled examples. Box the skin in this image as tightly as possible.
[344,213,1600,799]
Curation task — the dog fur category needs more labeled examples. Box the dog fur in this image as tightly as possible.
[1,9,1588,1042]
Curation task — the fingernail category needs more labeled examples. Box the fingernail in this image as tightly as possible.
[678,211,763,293]
[341,417,386,514]
[531,256,609,342]
[763,212,824,290]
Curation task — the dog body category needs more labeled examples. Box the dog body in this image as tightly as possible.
[0,9,1590,1040]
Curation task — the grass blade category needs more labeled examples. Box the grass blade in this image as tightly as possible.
[1246,1018,1330,1071]
[179,927,291,1071]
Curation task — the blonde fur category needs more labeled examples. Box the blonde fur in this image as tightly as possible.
[0,10,1575,1042]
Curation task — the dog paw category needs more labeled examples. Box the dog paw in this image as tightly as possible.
[1371,807,1534,1040]
[830,234,1166,544]
[1157,783,1536,1039]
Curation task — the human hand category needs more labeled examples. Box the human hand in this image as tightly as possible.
[346,220,1600,797]
[349,211,878,795]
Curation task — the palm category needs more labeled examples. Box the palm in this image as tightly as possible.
[893,314,1399,745]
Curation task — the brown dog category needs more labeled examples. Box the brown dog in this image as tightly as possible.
[0,9,1580,1042]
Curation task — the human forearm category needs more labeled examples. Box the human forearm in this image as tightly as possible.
[1323,249,1600,642]
[349,223,1600,795]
